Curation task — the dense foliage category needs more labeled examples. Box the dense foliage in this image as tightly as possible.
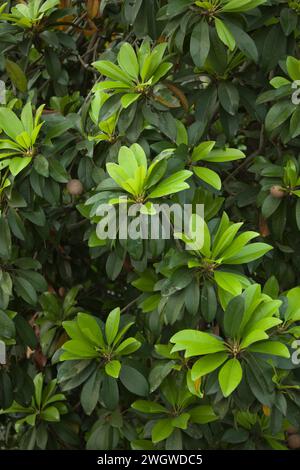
[1,0,300,450]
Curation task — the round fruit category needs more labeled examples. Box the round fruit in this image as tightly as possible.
[287,434,300,449]
[66,179,84,196]
[58,287,65,298]
[270,185,285,199]
[287,426,298,435]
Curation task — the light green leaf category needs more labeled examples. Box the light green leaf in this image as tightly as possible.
[105,307,120,345]
[151,418,174,443]
[92,61,133,86]
[193,167,221,190]
[214,271,243,296]
[286,56,300,81]
[148,170,192,198]
[215,18,236,51]
[121,93,140,109]
[223,243,272,264]
[40,406,60,422]
[105,360,121,378]
[189,405,218,424]
[0,108,24,140]
[240,330,268,349]
[248,341,290,358]
[201,148,245,162]
[218,358,243,397]
[191,352,228,380]
[191,141,215,162]
[170,329,226,357]
[9,156,32,176]
[118,43,139,79]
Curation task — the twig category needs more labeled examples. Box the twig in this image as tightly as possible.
[120,295,143,314]
[223,124,265,185]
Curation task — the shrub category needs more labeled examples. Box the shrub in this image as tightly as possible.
[0,0,300,451]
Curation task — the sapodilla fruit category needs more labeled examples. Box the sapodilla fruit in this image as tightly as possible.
[66,179,84,196]
[287,426,298,435]
[287,434,300,449]
[270,185,285,199]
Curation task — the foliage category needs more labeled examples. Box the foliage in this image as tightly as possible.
[0,0,300,451]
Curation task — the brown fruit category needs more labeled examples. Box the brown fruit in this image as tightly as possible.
[270,185,285,199]
[66,179,84,196]
[287,426,298,435]
[287,434,300,449]
[259,216,270,238]
[58,287,65,298]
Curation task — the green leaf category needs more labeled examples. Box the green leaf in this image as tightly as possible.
[191,141,215,162]
[39,0,60,13]
[0,108,24,140]
[0,216,12,259]
[214,271,242,296]
[151,418,174,443]
[118,43,139,80]
[215,18,236,51]
[5,60,27,93]
[265,101,295,132]
[240,330,268,349]
[148,170,192,198]
[105,360,121,378]
[80,370,101,415]
[40,406,60,422]
[191,352,228,380]
[132,400,167,414]
[119,365,149,396]
[121,93,140,109]
[14,276,37,305]
[34,373,44,408]
[92,61,133,86]
[290,108,300,138]
[286,56,300,81]
[201,148,245,162]
[228,22,258,62]
[218,82,239,115]
[201,281,217,322]
[140,43,167,82]
[218,358,243,397]
[261,194,281,218]
[170,329,226,357]
[61,339,98,359]
[0,309,15,340]
[190,21,210,68]
[193,167,221,190]
[280,8,298,36]
[105,307,120,345]
[171,413,190,429]
[9,157,32,176]
[189,405,218,424]
[222,0,267,13]
[114,337,141,355]
[223,294,245,338]
[223,243,272,264]
[77,313,105,347]
[248,341,290,358]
